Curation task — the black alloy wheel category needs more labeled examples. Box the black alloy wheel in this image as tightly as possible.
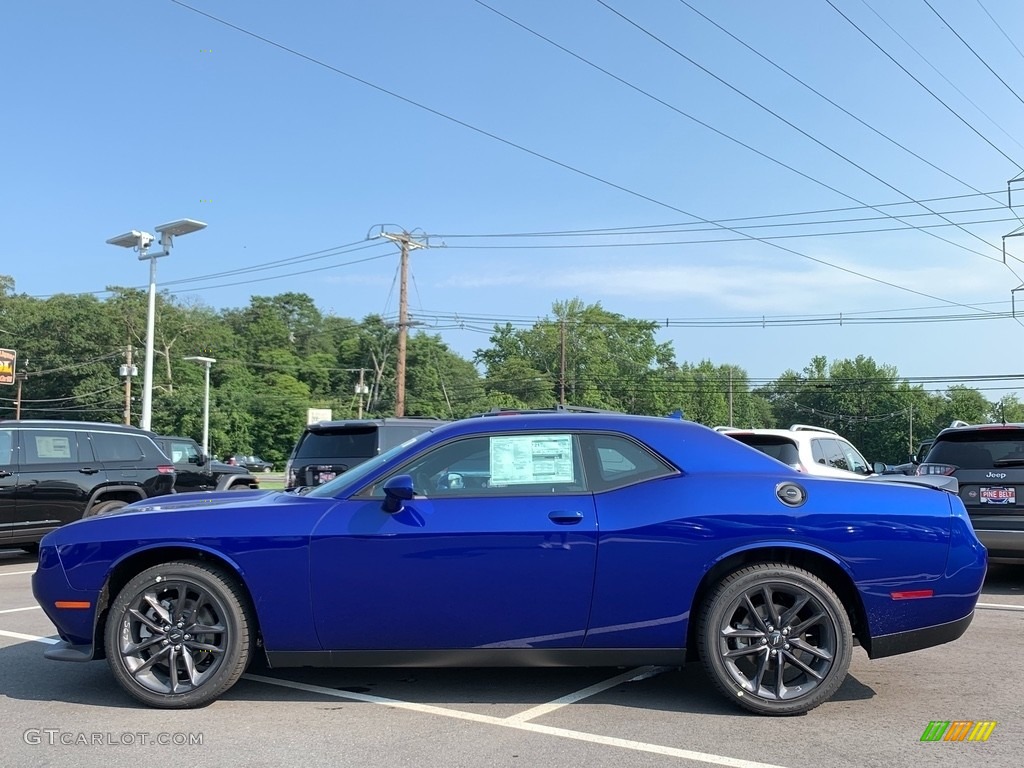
[105,561,254,708]
[698,563,852,716]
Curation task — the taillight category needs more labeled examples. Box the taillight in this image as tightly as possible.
[157,465,175,475]
[916,463,956,476]
[285,460,296,487]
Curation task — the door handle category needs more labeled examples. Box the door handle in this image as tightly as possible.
[548,510,584,525]
[79,467,100,475]
[0,469,12,478]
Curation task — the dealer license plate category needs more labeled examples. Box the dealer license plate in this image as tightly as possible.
[980,486,1015,504]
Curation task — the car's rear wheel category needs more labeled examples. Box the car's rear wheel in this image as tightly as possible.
[85,499,129,518]
[262,466,272,473]
[105,561,253,709]
[697,563,852,716]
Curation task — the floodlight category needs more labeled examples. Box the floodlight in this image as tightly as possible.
[154,219,207,238]
[106,231,154,249]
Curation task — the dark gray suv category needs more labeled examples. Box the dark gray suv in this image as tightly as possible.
[285,418,445,489]
[917,422,1024,563]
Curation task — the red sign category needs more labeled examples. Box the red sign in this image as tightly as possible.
[0,348,15,386]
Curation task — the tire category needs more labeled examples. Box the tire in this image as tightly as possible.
[229,484,253,491]
[20,543,40,555]
[262,467,272,474]
[104,561,254,709]
[697,562,852,716]
[85,499,129,518]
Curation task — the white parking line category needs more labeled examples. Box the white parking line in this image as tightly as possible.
[506,665,670,723]
[0,629,58,644]
[244,673,791,768]
[0,606,41,615]
[0,570,34,577]
[977,602,1024,612]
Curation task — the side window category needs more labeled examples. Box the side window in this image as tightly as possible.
[818,439,850,471]
[368,433,585,497]
[92,432,146,462]
[23,430,78,464]
[811,440,827,466]
[170,440,199,464]
[583,434,676,491]
[837,440,868,474]
[0,428,14,466]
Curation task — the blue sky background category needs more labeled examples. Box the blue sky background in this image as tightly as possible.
[4,0,1024,396]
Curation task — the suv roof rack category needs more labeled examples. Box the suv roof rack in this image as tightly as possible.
[948,420,971,429]
[788,424,839,435]
[474,405,622,417]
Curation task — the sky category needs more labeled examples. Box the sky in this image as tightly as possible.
[4,0,1024,400]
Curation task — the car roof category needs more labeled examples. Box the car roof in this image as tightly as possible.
[935,422,1024,438]
[304,417,445,432]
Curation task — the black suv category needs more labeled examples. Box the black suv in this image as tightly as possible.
[917,422,1024,562]
[151,436,259,493]
[285,418,445,488]
[0,420,176,551]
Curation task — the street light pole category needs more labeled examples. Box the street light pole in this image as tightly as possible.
[184,356,216,458]
[108,220,206,432]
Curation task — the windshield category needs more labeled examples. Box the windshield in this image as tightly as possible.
[304,430,433,498]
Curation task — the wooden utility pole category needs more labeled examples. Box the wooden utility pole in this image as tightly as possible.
[379,230,427,417]
[123,344,134,425]
[14,372,27,420]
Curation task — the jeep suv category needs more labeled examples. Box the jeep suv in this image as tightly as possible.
[0,420,175,550]
[151,435,259,493]
[917,422,1024,563]
[285,418,445,488]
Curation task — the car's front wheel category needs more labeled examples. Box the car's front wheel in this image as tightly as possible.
[104,561,254,708]
[697,563,852,716]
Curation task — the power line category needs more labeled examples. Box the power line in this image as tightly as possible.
[975,0,1024,65]
[166,0,1000,313]
[592,0,1016,265]
[674,0,1013,212]
[830,0,1024,170]
[431,190,1011,238]
[922,0,1024,109]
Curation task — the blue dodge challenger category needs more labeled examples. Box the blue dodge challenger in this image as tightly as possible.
[32,413,986,715]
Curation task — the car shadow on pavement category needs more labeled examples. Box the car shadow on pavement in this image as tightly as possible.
[0,640,877,714]
[981,563,1024,597]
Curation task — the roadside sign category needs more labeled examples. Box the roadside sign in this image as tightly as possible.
[0,348,15,385]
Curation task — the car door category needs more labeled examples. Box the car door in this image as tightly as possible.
[165,438,210,493]
[13,427,95,537]
[309,431,598,650]
[0,427,17,543]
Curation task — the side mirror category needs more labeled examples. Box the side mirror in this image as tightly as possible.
[439,472,464,490]
[382,474,415,514]
[872,461,887,475]
[191,453,207,466]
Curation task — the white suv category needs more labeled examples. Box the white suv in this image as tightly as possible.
[719,424,873,479]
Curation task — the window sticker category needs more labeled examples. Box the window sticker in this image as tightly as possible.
[489,434,574,485]
[35,435,72,459]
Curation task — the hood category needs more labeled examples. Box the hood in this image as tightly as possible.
[103,489,278,516]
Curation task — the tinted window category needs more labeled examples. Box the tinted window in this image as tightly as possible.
[0,428,14,466]
[583,434,675,491]
[929,430,1024,469]
[296,426,379,459]
[23,430,79,463]
[814,438,849,470]
[836,440,868,474]
[729,435,800,467]
[92,432,146,462]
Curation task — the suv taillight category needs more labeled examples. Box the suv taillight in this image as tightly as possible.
[157,465,175,475]
[916,463,956,476]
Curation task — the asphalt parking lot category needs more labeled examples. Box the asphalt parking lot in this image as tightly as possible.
[1,547,1020,768]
